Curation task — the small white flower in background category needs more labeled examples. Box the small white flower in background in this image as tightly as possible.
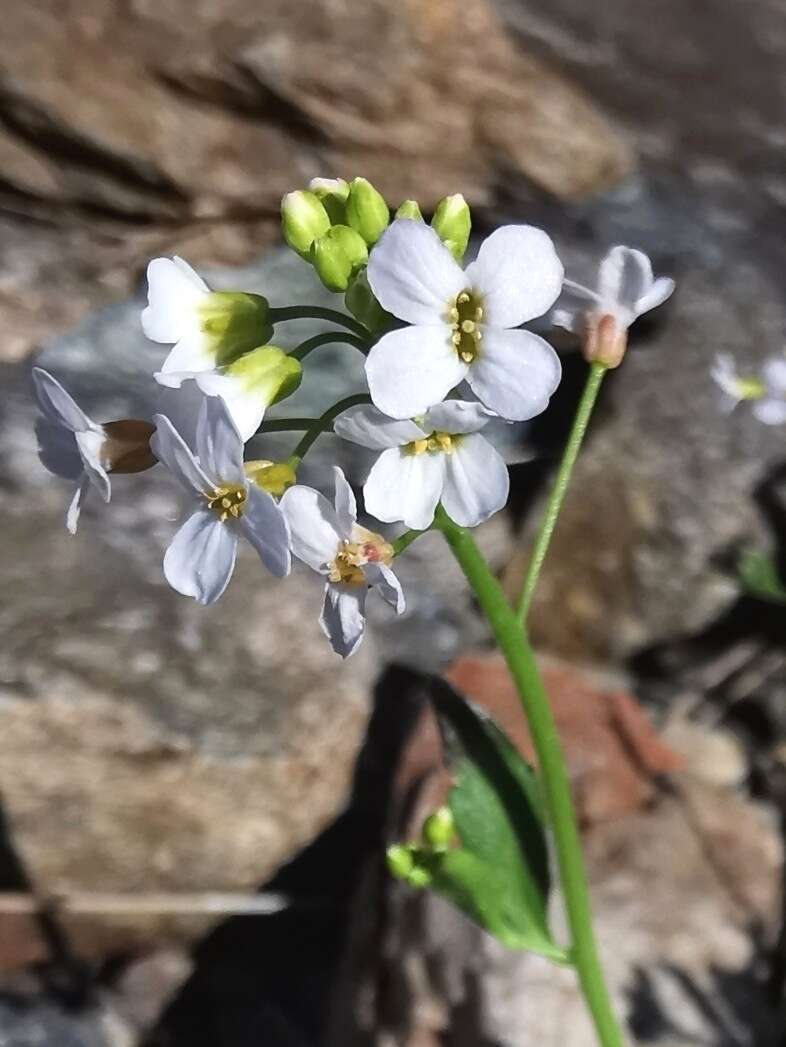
[142,256,272,381]
[711,352,786,424]
[281,467,404,658]
[334,400,509,530]
[364,219,563,421]
[152,396,290,605]
[33,368,154,534]
[552,246,674,367]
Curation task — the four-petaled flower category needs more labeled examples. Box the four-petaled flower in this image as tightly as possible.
[364,219,563,421]
[281,467,405,658]
[334,400,509,530]
[33,367,154,534]
[552,246,674,367]
[152,395,291,605]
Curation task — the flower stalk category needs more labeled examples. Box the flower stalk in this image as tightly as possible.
[289,331,370,361]
[434,505,624,1047]
[268,305,369,339]
[290,393,371,462]
[516,362,607,626]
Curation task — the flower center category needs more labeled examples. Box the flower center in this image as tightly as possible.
[206,484,246,522]
[449,290,483,364]
[404,431,459,455]
[327,527,394,586]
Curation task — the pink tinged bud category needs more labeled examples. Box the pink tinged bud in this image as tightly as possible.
[582,312,628,369]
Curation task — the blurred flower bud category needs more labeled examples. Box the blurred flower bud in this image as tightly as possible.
[309,177,350,225]
[395,199,423,221]
[198,292,273,367]
[345,268,394,333]
[387,844,415,880]
[422,806,455,851]
[311,224,369,292]
[346,177,390,246]
[100,420,156,473]
[245,459,298,497]
[431,193,471,260]
[281,190,331,257]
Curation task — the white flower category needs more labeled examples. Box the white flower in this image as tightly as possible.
[280,467,405,658]
[33,368,154,534]
[143,256,271,381]
[552,246,674,366]
[152,395,291,605]
[364,220,563,421]
[334,400,509,530]
[710,352,786,424]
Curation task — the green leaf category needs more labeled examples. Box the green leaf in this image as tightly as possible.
[426,679,567,962]
[738,549,786,605]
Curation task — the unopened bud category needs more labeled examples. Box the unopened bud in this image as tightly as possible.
[345,268,393,334]
[386,844,415,880]
[583,312,628,369]
[422,806,455,852]
[244,459,297,497]
[281,190,331,257]
[311,225,368,292]
[225,345,302,406]
[101,420,156,473]
[199,292,273,367]
[395,199,423,221]
[309,177,350,225]
[346,177,390,246]
[431,193,471,260]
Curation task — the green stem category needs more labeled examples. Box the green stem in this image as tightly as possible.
[269,305,369,340]
[255,418,319,433]
[289,331,369,362]
[516,362,607,626]
[392,528,425,556]
[290,393,371,461]
[434,506,623,1047]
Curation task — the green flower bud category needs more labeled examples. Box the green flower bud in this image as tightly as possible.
[311,225,369,293]
[309,177,350,225]
[431,193,471,260]
[422,806,455,852]
[345,268,393,334]
[225,345,302,407]
[346,177,390,246]
[386,844,415,881]
[281,190,331,257]
[244,459,297,497]
[395,199,423,221]
[198,292,273,367]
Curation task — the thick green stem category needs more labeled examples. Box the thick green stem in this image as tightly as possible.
[289,331,369,361]
[516,362,607,626]
[290,393,371,462]
[269,305,369,340]
[434,506,624,1047]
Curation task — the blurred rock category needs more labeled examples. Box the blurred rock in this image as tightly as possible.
[0,0,628,361]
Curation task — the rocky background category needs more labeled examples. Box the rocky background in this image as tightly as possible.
[1,0,786,1044]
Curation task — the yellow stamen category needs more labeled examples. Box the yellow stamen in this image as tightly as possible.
[448,289,484,363]
[206,484,246,522]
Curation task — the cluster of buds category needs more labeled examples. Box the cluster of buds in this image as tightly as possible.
[32,175,675,657]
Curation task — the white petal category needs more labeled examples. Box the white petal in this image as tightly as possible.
[367,219,466,325]
[195,395,245,482]
[74,430,111,502]
[466,329,562,421]
[363,447,445,530]
[762,358,786,396]
[598,247,653,312]
[155,380,205,452]
[151,414,212,495]
[32,368,92,433]
[66,475,91,535]
[163,510,238,605]
[36,418,83,480]
[365,563,405,614]
[634,276,674,317]
[142,256,208,344]
[422,400,492,435]
[365,326,468,419]
[752,397,786,426]
[280,486,341,572]
[441,434,509,528]
[333,405,425,449]
[332,466,357,535]
[320,584,367,659]
[464,226,564,327]
[193,372,266,442]
[239,486,291,578]
[550,280,601,332]
[157,333,213,378]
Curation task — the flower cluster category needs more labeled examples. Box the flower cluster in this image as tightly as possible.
[32,177,674,656]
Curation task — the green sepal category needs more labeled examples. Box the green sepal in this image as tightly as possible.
[225,345,302,406]
[309,177,350,225]
[198,292,273,367]
[346,177,390,246]
[395,199,423,221]
[738,549,786,605]
[311,225,368,292]
[431,194,471,260]
[345,268,396,334]
[281,190,331,257]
